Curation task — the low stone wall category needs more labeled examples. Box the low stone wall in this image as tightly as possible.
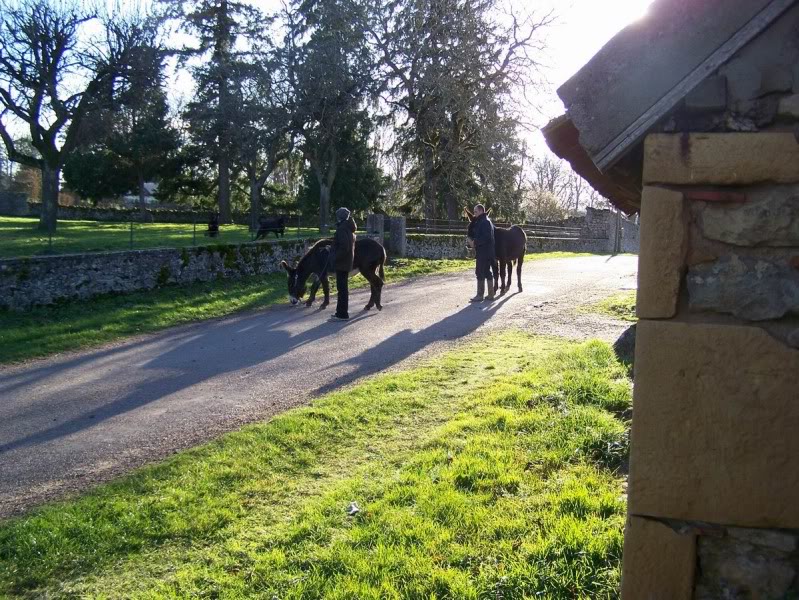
[405,233,614,259]
[405,234,470,259]
[0,239,313,311]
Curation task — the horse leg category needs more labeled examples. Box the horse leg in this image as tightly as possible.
[320,276,330,308]
[517,254,524,292]
[306,278,320,307]
[359,267,376,310]
[373,262,384,310]
[505,261,512,293]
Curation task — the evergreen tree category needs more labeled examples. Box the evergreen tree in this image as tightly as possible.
[163,0,262,222]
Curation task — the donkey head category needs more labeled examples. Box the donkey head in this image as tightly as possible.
[281,260,308,305]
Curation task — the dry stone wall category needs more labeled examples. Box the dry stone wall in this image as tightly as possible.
[0,239,313,311]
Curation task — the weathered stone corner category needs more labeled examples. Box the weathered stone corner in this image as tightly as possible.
[629,319,799,528]
[636,186,686,319]
[621,515,696,600]
[643,133,799,186]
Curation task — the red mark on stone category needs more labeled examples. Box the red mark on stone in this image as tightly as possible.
[685,190,747,203]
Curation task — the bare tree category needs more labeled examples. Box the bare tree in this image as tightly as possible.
[0,0,155,232]
[367,0,551,219]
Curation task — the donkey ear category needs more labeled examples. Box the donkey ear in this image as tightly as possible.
[280,260,290,271]
[463,207,474,220]
[486,207,492,217]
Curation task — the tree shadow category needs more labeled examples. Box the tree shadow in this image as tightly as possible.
[0,308,375,453]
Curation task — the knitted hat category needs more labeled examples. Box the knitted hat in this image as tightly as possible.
[335,207,351,222]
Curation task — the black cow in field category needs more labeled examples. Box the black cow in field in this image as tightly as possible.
[464,207,527,295]
[206,212,220,238]
[255,216,286,239]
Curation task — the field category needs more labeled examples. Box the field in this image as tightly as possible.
[0,253,588,365]
[0,216,321,258]
[0,331,631,598]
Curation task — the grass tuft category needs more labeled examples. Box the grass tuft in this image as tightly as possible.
[584,290,637,322]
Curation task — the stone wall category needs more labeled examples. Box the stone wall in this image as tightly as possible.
[404,233,615,259]
[406,234,470,259]
[0,239,314,311]
[621,132,799,598]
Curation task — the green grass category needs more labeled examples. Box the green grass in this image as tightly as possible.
[0,216,321,258]
[584,290,638,322]
[0,252,586,365]
[0,331,631,598]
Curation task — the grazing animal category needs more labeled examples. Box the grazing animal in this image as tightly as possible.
[255,216,286,240]
[207,212,220,238]
[281,238,387,311]
[464,208,527,294]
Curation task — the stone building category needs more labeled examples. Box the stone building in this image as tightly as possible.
[543,0,799,597]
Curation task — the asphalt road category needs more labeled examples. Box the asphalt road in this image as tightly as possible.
[0,255,637,518]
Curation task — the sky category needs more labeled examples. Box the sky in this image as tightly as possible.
[527,0,655,149]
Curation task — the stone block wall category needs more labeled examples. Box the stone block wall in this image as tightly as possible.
[622,132,799,598]
[0,239,314,311]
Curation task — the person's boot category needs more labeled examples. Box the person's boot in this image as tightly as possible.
[469,278,485,303]
[485,279,495,301]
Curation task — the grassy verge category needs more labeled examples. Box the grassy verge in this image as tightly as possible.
[0,331,631,598]
[0,252,585,365]
[0,216,321,258]
[583,290,637,322]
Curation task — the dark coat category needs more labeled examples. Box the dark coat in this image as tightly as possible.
[473,213,495,279]
[473,213,495,259]
[334,217,357,271]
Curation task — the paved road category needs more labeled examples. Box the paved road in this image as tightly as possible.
[0,255,637,518]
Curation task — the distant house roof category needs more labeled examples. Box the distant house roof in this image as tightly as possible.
[543,0,797,213]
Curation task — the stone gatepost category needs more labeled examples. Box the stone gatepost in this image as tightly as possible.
[366,213,385,239]
[621,133,799,598]
[388,216,406,257]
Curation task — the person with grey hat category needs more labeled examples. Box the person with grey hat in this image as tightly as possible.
[330,207,357,321]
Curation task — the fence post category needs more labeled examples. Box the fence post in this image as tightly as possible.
[193,219,196,246]
[129,220,133,250]
[48,232,52,253]
[297,213,301,238]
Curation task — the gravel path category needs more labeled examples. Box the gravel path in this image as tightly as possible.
[0,255,637,519]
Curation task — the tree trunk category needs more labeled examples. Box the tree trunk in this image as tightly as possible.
[422,144,437,219]
[215,0,233,224]
[218,152,232,223]
[445,188,458,221]
[249,165,260,233]
[138,169,147,219]
[319,183,331,234]
[38,163,59,234]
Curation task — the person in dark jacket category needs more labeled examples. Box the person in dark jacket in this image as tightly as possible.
[470,204,496,303]
[330,207,357,321]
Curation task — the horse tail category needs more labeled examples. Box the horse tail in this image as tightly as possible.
[379,260,385,283]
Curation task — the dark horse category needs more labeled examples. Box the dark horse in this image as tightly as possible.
[255,216,286,240]
[281,238,387,311]
[464,207,527,294]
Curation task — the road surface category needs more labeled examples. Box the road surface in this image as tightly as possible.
[0,255,637,518]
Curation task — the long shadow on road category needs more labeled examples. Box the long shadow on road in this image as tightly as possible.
[1,292,512,455]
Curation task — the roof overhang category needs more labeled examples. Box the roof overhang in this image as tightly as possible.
[542,115,641,215]
[557,0,796,171]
